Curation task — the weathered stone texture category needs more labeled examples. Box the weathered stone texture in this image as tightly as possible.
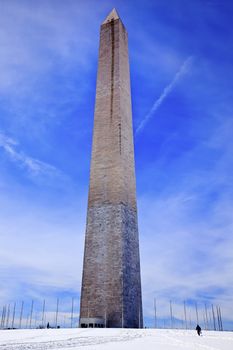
[80,12,143,328]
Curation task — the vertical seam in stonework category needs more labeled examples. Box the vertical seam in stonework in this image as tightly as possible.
[118,123,121,154]
[110,20,114,122]
[118,23,122,155]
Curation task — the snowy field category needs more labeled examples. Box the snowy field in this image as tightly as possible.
[0,328,233,350]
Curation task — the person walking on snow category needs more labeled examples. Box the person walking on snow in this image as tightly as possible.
[196,324,202,336]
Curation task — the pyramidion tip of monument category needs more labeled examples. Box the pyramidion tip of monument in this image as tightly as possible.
[102,8,120,24]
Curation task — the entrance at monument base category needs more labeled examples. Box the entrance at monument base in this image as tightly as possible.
[80,318,105,328]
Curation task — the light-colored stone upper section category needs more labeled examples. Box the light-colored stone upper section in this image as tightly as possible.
[102,8,120,24]
[88,18,136,209]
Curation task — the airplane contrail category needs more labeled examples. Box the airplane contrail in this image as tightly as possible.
[136,56,193,135]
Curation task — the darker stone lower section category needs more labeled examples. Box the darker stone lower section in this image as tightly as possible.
[80,203,143,328]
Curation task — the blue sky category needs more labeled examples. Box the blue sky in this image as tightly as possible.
[0,0,233,329]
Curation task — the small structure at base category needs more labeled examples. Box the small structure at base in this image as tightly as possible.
[80,318,105,328]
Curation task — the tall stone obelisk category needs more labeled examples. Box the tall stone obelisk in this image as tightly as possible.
[80,9,143,328]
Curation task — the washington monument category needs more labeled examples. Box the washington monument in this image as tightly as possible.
[79,9,143,328]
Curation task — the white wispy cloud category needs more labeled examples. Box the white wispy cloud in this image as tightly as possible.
[136,56,194,134]
[0,192,85,304]
[0,1,98,93]
[0,0,104,142]
[138,115,233,324]
[0,131,62,178]
[139,192,233,322]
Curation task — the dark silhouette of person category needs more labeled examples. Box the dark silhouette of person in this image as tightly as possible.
[47,322,50,329]
[196,324,201,336]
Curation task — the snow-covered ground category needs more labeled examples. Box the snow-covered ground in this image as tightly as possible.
[0,328,232,350]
